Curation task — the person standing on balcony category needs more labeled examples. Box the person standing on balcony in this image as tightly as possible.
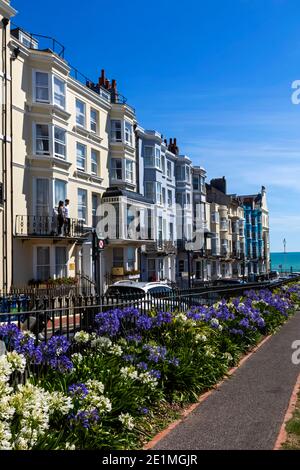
[64,199,71,236]
[57,201,65,236]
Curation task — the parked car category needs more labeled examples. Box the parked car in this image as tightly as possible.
[104,281,186,311]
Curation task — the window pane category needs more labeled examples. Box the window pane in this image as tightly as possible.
[54,126,66,158]
[55,247,67,278]
[91,149,98,175]
[35,72,49,102]
[111,120,122,142]
[125,121,132,144]
[76,143,86,170]
[90,109,98,133]
[55,180,66,207]
[53,77,65,109]
[76,99,86,127]
[125,159,133,182]
[36,124,49,154]
[111,159,122,180]
[36,179,49,216]
[37,247,50,281]
[78,189,87,221]
[113,248,123,267]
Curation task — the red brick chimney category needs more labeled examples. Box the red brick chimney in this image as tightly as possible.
[105,78,111,89]
[99,69,106,87]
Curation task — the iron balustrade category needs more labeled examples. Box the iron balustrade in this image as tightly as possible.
[1,276,299,348]
[15,215,87,238]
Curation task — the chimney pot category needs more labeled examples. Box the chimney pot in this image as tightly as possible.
[105,79,111,89]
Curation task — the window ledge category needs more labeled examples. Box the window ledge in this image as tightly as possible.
[73,125,90,137]
[27,102,71,120]
[74,170,90,180]
[90,174,104,184]
[28,154,72,169]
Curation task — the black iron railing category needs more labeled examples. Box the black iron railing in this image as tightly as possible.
[0,277,299,346]
[15,215,88,238]
[0,182,3,205]
[11,26,65,58]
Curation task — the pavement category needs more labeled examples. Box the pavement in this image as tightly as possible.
[153,312,300,450]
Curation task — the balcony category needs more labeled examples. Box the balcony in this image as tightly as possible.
[15,215,89,241]
[142,240,177,255]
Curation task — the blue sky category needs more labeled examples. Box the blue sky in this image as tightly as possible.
[12,0,300,252]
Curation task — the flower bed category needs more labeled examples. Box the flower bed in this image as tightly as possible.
[0,283,300,450]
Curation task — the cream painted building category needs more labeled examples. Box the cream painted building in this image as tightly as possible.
[0,1,111,290]
[0,0,17,291]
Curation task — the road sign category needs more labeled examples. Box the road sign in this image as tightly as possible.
[98,239,105,250]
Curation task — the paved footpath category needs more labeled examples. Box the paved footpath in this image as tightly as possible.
[154,312,300,450]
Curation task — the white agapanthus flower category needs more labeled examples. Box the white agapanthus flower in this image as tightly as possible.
[0,421,12,450]
[71,352,83,363]
[195,333,207,343]
[74,331,90,344]
[120,366,139,381]
[0,355,13,383]
[119,413,134,431]
[91,336,112,350]
[65,442,76,450]
[6,351,26,374]
[139,372,158,389]
[109,344,123,356]
[48,391,73,415]
[175,313,187,322]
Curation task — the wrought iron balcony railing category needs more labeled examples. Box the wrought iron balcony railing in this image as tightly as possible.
[143,240,177,254]
[15,215,87,239]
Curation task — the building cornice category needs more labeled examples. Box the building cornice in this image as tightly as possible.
[0,0,17,18]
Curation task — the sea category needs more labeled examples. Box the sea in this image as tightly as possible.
[270,252,300,273]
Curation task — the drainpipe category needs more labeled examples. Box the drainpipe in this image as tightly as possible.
[2,17,9,291]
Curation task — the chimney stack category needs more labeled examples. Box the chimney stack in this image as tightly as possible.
[99,69,106,87]
[105,79,111,89]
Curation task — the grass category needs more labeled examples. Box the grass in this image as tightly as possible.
[282,393,300,449]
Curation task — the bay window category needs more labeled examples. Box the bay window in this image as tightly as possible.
[76,143,86,171]
[91,149,99,175]
[111,159,122,180]
[76,99,86,127]
[34,71,66,108]
[36,124,50,155]
[111,120,122,142]
[54,126,66,159]
[77,188,87,222]
[125,159,133,182]
[36,178,50,216]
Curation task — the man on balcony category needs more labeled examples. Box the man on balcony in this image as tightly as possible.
[57,201,65,236]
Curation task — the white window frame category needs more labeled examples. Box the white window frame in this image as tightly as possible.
[54,126,66,159]
[167,161,172,178]
[156,182,163,205]
[35,246,51,282]
[34,123,50,155]
[111,120,122,142]
[77,188,87,223]
[167,189,172,207]
[90,108,98,134]
[33,70,50,103]
[124,121,133,145]
[125,159,134,183]
[55,246,68,279]
[91,149,99,175]
[111,158,123,180]
[76,142,86,171]
[76,99,86,128]
[155,148,161,170]
[53,75,66,110]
